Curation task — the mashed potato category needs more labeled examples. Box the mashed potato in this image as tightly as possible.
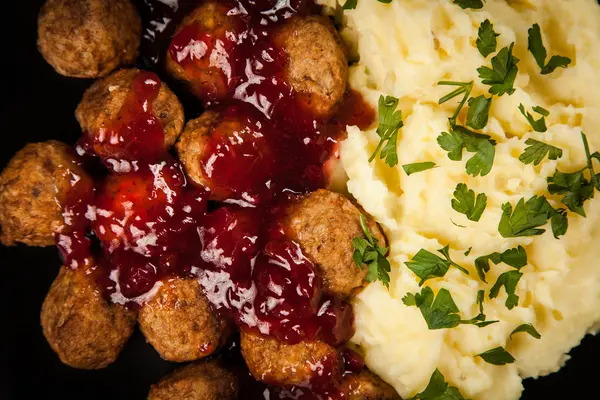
[323,0,600,399]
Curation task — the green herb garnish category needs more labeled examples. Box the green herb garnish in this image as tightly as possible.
[438,125,496,177]
[528,23,572,75]
[490,270,523,309]
[408,369,468,400]
[474,246,527,283]
[477,19,499,57]
[476,346,516,365]
[403,162,437,176]
[452,183,487,222]
[519,104,550,133]
[510,323,541,339]
[466,95,492,130]
[352,215,391,288]
[438,81,473,127]
[519,138,563,165]
[369,95,403,167]
[477,43,520,96]
[405,245,469,286]
[453,0,485,9]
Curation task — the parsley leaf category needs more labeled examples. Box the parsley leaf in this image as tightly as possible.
[476,346,516,365]
[477,19,499,58]
[477,43,520,96]
[528,23,572,75]
[342,0,357,9]
[453,0,485,9]
[402,287,462,329]
[408,369,468,400]
[461,289,499,328]
[438,81,473,127]
[452,183,487,222]
[403,162,437,176]
[406,245,469,286]
[352,215,391,288]
[467,95,492,130]
[519,138,563,165]
[510,323,541,339]
[369,95,403,167]
[474,246,527,283]
[438,126,496,177]
[498,196,556,238]
[490,270,523,309]
[518,104,549,132]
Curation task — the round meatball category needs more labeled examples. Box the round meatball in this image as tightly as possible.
[41,265,137,369]
[138,278,231,362]
[175,106,274,202]
[273,16,348,118]
[76,69,184,160]
[283,189,386,298]
[340,370,401,400]
[38,0,141,78]
[148,360,239,400]
[240,331,342,387]
[166,2,245,104]
[0,141,90,247]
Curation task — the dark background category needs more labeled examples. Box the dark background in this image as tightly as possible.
[0,0,598,399]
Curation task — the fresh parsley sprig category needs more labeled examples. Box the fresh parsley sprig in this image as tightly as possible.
[438,125,496,177]
[498,195,566,238]
[452,183,487,222]
[466,95,492,130]
[477,19,499,58]
[369,95,403,167]
[453,0,485,9]
[474,246,527,283]
[476,346,515,365]
[403,162,437,176]
[407,369,468,400]
[490,270,523,310]
[519,138,563,166]
[352,215,391,288]
[510,323,541,339]
[477,43,520,96]
[519,104,550,132]
[438,81,473,127]
[528,23,572,75]
[405,245,469,286]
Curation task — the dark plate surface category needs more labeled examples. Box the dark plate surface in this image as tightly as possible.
[1,1,599,399]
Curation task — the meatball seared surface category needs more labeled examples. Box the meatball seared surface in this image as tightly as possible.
[0,141,89,246]
[240,331,342,387]
[283,189,386,298]
[41,266,137,369]
[273,16,348,118]
[148,359,239,400]
[38,0,141,78]
[138,278,231,362]
[340,369,402,400]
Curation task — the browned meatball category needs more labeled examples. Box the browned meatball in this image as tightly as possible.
[283,189,386,298]
[76,69,184,160]
[148,359,239,400]
[340,370,402,400]
[38,0,141,78]
[273,16,348,118]
[240,331,342,387]
[41,265,137,369]
[138,278,231,362]
[166,2,245,104]
[0,141,90,246]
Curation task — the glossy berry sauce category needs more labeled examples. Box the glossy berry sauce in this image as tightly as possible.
[59,0,376,398]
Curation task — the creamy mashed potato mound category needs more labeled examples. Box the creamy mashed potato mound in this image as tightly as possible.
[322,0,600,399]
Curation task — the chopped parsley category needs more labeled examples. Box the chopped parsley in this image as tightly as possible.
[466,95,492,130]
[407,369,468,400]
[489,270,523,309]
[405,245,469,286]
[369,95,403,167]
[437,125,496,177]
[528,23,572,75]
[474,246,527,283]
[342,0,358,9]
[510,323,541,339]
[438,81,473,127]
[453,0,485,9]
[498,195,566,238]
[403,162,437,176]
[477,43,520,96]
[352,215,391,288]
[476,346,516,365]
[519,104,550,132]
[519,138,563,166]
[452,183,487,222]
[477,19,499,58]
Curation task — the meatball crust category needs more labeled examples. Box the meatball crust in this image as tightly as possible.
[76,69,184,158]
[148,359,239,400]
[240,331,342,387]
[138,278,231,362]
[283,189,386,298]
[273,16,348,118]
[341,370,401,400]
[0,141,89,246]
[41,266,137,369]
[38,0,141,78]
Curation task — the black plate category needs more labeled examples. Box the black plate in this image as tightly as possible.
[1,1,599,399]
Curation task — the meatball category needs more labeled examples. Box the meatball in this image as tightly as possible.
[76,69,184,161]
[148,359,239,400]
[38,0,141,78]
[166,2,245,104]
[138,278,231,362]
[240,331,342,387]
[0,141,90,247]
[273,16,348,118]
[340,370,401,400]
[41,265,137,369]
[283,189,386,298]
[175,106,274,202]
